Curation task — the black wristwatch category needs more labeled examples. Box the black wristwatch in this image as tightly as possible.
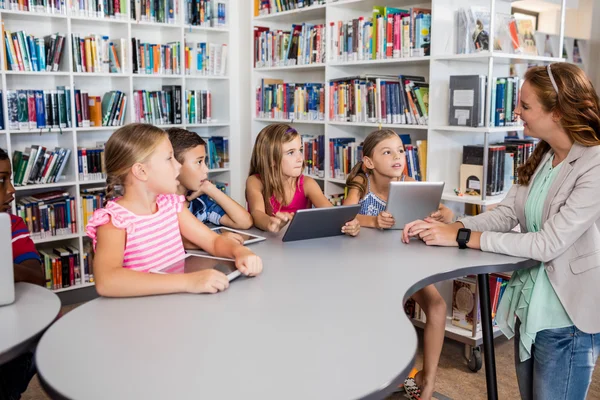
[456,228,471,249]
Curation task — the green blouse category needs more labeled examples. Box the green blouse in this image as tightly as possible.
[495,154,573,362]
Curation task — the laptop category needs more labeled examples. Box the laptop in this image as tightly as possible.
[0,213,15,305]
[385,181,445,230]
[282,204,360,242]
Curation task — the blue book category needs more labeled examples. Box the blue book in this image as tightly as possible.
[34,90,46,128]
[27,36,39,71]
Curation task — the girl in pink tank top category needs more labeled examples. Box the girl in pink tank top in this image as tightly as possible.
[246,123,360,236]
[86,124,262,298]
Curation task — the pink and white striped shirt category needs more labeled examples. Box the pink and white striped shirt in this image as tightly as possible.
[86,194,186,272]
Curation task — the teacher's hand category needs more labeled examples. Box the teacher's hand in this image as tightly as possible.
[402,219,460,247]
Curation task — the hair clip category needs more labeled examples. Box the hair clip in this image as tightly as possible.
[285,127,297,134]
[547,64,559,94]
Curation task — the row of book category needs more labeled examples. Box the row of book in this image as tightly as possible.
[256,79,325,122]
[460,138,536,196]
[73,0,126,19]
[41,244,95,290]
[329,75,429,126]
[71,34,126,74]
[184,0,226,27]
[4,30,66,72]
[6,87,72,130]
[330,7,431,63]
[12,146,72,185]
[131,0,177,24]
[131,38,181,75]
[185,89,212,124]
[75,90,127,127]
[204,136,228,170]
[15,191,77,240]
[449,74,523,128]
[255,0,324,15]
[451,273,512,332]
[254,23,326,68]
[1,0,68,15]
[302,134,324,178]
[81,186,105,228]
[184,42,227,76]
[78,147,105,181]
[132,86,182,125]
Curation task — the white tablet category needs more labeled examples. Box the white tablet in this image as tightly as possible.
[385,181,445,230]
[210,227,266,245]
[150,254,242,282]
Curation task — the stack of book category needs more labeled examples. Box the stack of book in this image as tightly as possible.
[71,34,126,73]
[184,42,227,76]
[329,75,428,125]
[4,30,66,72]
[255,0,324,16]
[74,89,127,127]
[133,86,182,125]
[329,7,431,63]
[15,191,77,240]
[80,186,105,228]
[6,88,72,130]
[256,79,325,121]
[131,39,181,75]
[253,23,326,68]
[12,146,72,185]
[302,134,325,178]
[185,0,226,27]
[185,90,212,124]
[202,137,228,170]
[77,148,105,181]
[329,138,360,181]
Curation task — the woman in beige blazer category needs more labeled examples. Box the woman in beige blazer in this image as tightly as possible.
[403,63,600,400]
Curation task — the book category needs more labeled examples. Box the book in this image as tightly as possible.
[448,75,486,127]
[6,86,72,130]
[256,80,324,122]
[254,23,326,68]
[132,38,181,75]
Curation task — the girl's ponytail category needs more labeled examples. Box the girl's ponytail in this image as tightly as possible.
[346,161,368,199]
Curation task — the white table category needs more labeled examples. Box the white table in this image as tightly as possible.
[0,282,61,365]
[36,229,536,400]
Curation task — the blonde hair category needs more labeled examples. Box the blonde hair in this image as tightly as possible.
[345,129,401,198]
[249,123,302,214]
[103,123,168,205]
[518,63,600,185]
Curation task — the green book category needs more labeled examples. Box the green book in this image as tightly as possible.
[15,150,30,185]
[101,91,117,127]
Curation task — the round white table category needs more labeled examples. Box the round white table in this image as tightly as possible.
[36,229,536,400]
[0,282,61,365]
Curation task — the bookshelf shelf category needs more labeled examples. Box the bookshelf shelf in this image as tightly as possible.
[4,71,71,76]
[14,181,77,191]
[254,118,325,125]
[253,4,326,23]
[69,15,129,24]
[76,127,120,132]
[208,168,230,173]
[431,126,524,133]
[131,20,181,28]
[328,56,431,67]
[433,52,565,65]
[72,72,129,78]
[53,282,95,294]
[328,121,429,130]
[441,192,506,207]
[254,64,325,72]
[186,25,230,33]
[0,10,68,20]
[132,74,184,79]
[79,179,106,185]
[185,75,229,80]
[186,122,231,128]
[328,178,347,185]
[33,233,80,244]
[8,128,74,134]
[307,175,324,181]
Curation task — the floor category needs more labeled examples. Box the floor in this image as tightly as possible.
[21,304,600,400]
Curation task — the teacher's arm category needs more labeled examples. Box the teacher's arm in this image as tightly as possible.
[480,164,600,262]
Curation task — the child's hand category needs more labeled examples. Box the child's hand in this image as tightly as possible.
[221,230,245,245]
[428,204,454,224]
[342,218,360,237]
[186,180,216,202]
[376,211,395,229]
[186,269,229,294]
[233,248,263,276]
[267,212,294,232]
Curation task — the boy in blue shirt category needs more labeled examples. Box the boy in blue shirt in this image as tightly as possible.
[166,128,253,231]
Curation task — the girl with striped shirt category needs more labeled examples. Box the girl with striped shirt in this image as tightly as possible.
[86,124,262,297]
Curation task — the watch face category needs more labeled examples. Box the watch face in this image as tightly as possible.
[458,231,469,240]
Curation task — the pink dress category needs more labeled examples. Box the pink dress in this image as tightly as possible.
[86,194,186,272]
[269,174,310,214]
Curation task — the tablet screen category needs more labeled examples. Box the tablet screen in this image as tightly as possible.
[212,228,258,243]
[211,227,266,245]
[153,255,239,280]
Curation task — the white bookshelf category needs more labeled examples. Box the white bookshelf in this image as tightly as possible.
[250,0,570,363]
[1,0,245,293]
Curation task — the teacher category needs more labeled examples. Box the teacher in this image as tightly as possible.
[403,63,600,400]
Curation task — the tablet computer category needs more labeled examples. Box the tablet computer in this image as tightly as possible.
[0,213,15,306]
[385,181,445,230]
[210,227,266,245]
[151,254,242,282]
[282,204,360,242]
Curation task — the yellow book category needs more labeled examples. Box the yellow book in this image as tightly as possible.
[254,0,259,17]
[90,36,99,72]
[84,38,93,73]
[416,139,427,181]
